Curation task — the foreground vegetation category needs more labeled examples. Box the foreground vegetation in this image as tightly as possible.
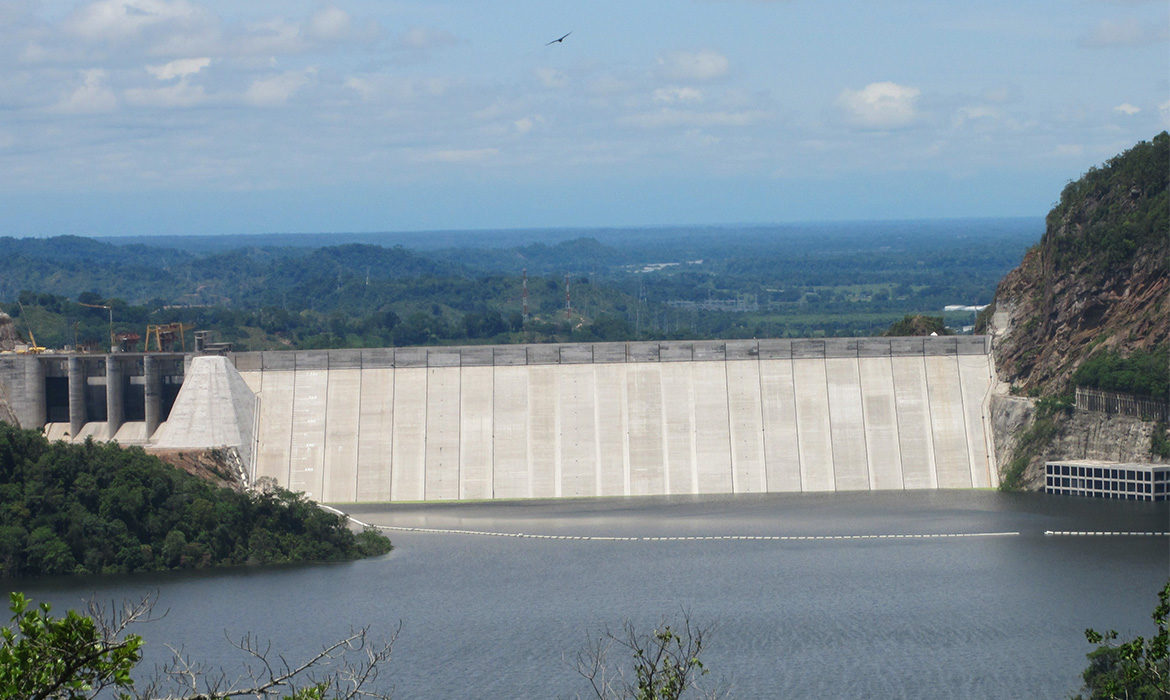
[6,576,1166,698]
[1075,580,1170,699]
[1,592,715,699]
[0,423,390,578]
[0,591,395,699]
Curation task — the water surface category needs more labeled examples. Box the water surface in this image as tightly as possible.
[17,491,1169,698]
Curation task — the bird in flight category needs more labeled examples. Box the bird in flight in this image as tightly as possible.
[546,32,571,45]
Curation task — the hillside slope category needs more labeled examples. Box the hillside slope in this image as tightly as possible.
[981,132,1169,487]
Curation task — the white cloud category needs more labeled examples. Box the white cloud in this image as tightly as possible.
[956,105,1000,121]
[19,43,52,64]
[949,105,1002,132]
[344,76,376,100]
[65,0,205,42]
[623,108,767,129]
[1080,18,1169,47]
[1160,100,1170,126]
[57,68,117,113]
[245,69,314,106]
[837,81,921,129]
[1052,144,1084,157]
[982,87,1012,103]
[146,56,210,80]
[1113,102,1141,115]
[307,7,351,41]
[653,86,703,103]
[513,116,536,134]
[238,18,304,55]
[587,75,632,96]
[657,50,729,81]
[535,67,567,88]
[418,148,498,163]
[343,74,452,102]
[125,80,207,107]
[395,27,456,50]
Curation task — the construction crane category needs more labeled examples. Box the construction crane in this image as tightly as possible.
[15,302,46,354]
[145,322,194,352]
[78,301,115,351]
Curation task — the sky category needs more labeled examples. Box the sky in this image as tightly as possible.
[0,0,1167,237]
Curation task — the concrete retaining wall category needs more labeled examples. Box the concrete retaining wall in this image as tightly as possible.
[234,337,997,502]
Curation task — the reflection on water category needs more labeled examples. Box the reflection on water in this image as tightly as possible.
[14,491,1170,699]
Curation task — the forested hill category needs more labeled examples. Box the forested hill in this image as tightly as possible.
[1,218,1035,351]
[0,238,466,308]
[982,132,1168,397]
[0,423,391,577]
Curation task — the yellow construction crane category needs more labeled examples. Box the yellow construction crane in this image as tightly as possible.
[15,302,46,354]
[145,322,195,352]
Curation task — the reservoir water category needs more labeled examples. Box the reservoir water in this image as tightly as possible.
[14,491,1170,698]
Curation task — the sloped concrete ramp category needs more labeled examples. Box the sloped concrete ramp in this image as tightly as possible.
[233,336,997,503]
[153,355,257,469]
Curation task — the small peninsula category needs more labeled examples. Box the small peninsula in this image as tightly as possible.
[0,422,391,578]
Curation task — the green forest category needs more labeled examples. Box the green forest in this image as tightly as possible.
[1073,348,1170,399]
[0,218,1036,351]
[0,423,391,578]
[1047,132,1169,272]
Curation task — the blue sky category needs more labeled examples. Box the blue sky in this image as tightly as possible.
[1,0,1166,237]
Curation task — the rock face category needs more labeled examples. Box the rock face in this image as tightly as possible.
[985,133,1168,395]
[0,316,19,426]
[982,133,1169,487]
[989,395,1162,490]
[0,313,16,352]
[0,380,17,428]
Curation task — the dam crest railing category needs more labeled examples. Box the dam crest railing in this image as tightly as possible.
[230,335,990,372]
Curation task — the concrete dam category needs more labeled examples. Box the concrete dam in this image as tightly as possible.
[0,336,999,501]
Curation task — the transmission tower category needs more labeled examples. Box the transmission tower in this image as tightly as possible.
[522,268,529,320]
[565,273,571,319]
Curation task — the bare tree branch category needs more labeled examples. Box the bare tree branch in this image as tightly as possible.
[141,621,400,700]
[572,611,725,700]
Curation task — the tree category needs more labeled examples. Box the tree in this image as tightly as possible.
[574,612,722,700]
[1075,580,1170,699]
[882,314,948,337]
[0,592,143,699]
[0,592,397,700]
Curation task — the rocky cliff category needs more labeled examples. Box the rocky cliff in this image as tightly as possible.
[0,313,16,352]
[980,132,1169,487]
[0,381,17,428]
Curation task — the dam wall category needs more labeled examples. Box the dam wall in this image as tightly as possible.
[231,336,997,502]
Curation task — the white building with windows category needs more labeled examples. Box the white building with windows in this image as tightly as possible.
[1045,460,1170,501]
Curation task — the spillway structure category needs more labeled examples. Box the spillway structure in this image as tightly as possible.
[0,336,998,502]
[0,352,186,444]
